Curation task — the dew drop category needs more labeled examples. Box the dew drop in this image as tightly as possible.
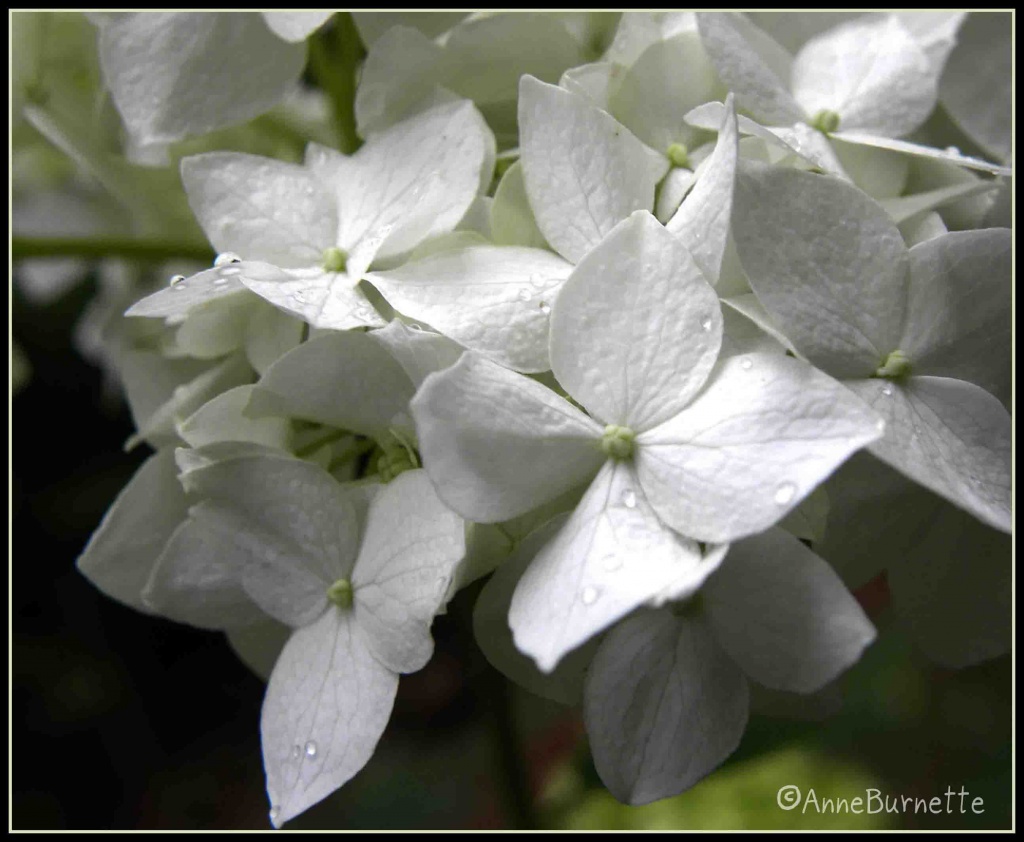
[171,281,187,291]
[292,291,308,304]
[945,145,961,155]
[219,266,242,277]
[518,288,531,302]
[773,482,797,505]
[214,251,242,266]
[880,384,893,396]
[740,357,753,370]
[168,274,186,286]
[581,586,600,605]
[621,488,637,509]
[408,322,423,331]
[304,741,318,758]
[875,418,886,433]
[538,301,551,315]
[700,316,713,332]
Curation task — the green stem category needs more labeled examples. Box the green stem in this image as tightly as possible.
[308,13,365,155]
[12,236,213,263]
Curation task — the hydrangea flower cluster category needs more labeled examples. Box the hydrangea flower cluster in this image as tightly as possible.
[70,11,1011,828]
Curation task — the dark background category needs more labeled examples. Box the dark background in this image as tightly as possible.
[12,273,1012,830]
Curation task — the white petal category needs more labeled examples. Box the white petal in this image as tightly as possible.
[637,354,884,543]
[351,470,465,673]
[654,166,697,224]
[351,12,466,47]
[354,25,446,137]
[792,15,936,138]
[899,211,949,248]
[489,161,548,250]
[830,136,910,199]
[338,100,491,275]
[609,31,722,153]
[880,180,1000,225]
[720,293,796,355]
[847,376,1011,533]
[559,61,622,110]
[184,455,363,624]
[518,75,661,263]
[604,12,697,67]
[143,504,267,630]
[887,497,1010,667]
[98,13,305,145]
[126,353,254,451]
[125,266,247,319]
[368,245,571,373]
[695,13,804,126]
[261,11,332,42]
[472,516,597,705]
[180,153,335,268]
[705,528,875,693]
[76,450,188,614]
[442,12,585,107]
[238,263,384,331]
[778,485,830,545]
[367,320,463,389]
[732,162,909,378]
[895,12,966,74]
[262,612,398,828]
[117,351,211,437]
[550,211,722,430]
[900,229,1011,402]
[246,331,413,438]
[938,12,1011,162]
[509,461,723,673]
[171,294,260,360]
[583,607,749,804]
[829,131,1012,176]
[244,304,305,377]
[177,385,292,451]
[410,352,604,523]
[665,94,738,284]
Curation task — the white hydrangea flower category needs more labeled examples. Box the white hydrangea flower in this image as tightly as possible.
[731,162,1011,533]
[412,210,883,671]
[693,12,1012,177]
[143,454,465,827]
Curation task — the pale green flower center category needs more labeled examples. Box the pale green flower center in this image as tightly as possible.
[666,142,691,169]
[326,578,353,609]
[322,246,348,273]
[601,425,636,460]
[810,109,841,134]
[874,349,912,379]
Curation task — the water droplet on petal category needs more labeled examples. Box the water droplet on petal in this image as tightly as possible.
[214,251,242,266]
[945,145,961,155]
[621,488,637,509]
[171,282,187,291]
[304,741,318,758]
[700,316,713,332]
[875,418,886,432]
[168,274,186,286]
[538,301,551,315]
[774,482,797,505]
[581,586,600,605]
[740,357,753,370]
[880,384,893,396]
[219,266,242,277]
[518,288,531,302]
[408,322,423,331]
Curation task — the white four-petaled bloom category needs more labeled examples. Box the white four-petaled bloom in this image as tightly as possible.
[412,210,884,672]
